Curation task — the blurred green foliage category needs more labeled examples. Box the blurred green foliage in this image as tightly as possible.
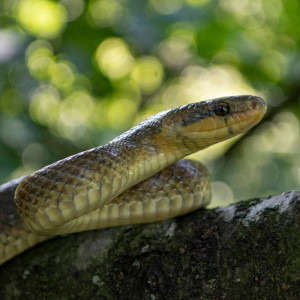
[0,0,299,206]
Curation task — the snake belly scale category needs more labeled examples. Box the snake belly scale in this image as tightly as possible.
[0,95,266,265]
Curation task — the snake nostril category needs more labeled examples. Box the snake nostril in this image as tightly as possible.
[250,96,265,110]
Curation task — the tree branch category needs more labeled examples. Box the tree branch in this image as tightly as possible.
[0,185,299,299]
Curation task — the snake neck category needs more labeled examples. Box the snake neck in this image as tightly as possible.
[107,109,194,187]
[106,139,187,193]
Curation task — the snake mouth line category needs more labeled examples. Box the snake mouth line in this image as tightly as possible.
[185,108,266,135]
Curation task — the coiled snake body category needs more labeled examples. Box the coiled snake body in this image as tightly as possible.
[0,95,266,265]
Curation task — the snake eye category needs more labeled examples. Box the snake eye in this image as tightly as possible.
[214,102,230,116]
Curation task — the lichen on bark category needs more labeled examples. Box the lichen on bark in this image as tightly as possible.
[0,191,299,299]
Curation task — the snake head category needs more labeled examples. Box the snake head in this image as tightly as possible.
[163,95,267,153]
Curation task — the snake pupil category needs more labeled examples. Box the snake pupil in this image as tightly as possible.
[214,103,230,116]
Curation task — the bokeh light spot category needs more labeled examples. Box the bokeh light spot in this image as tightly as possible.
[16,0,67,38]
[163,64,256,107]
[88,0,122,27]
[131,56,164,94]
[49,62,75,90]
[158,36,193,70]
[59,91,95,127]
[29,85,61,126]
[108,99,137,130]
[263,112,299,154]
[95,38,134,80]
[149,0,183,15]
[26,44,54,79]
[61,0,84,22]
[259,50,287,82]
[0,118,32,149]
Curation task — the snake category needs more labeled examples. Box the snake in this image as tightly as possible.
[0,95,266,265]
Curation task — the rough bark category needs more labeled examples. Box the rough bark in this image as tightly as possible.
[0,190,299,299]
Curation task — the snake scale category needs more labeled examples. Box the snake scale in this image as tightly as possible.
[0,95,266,265]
